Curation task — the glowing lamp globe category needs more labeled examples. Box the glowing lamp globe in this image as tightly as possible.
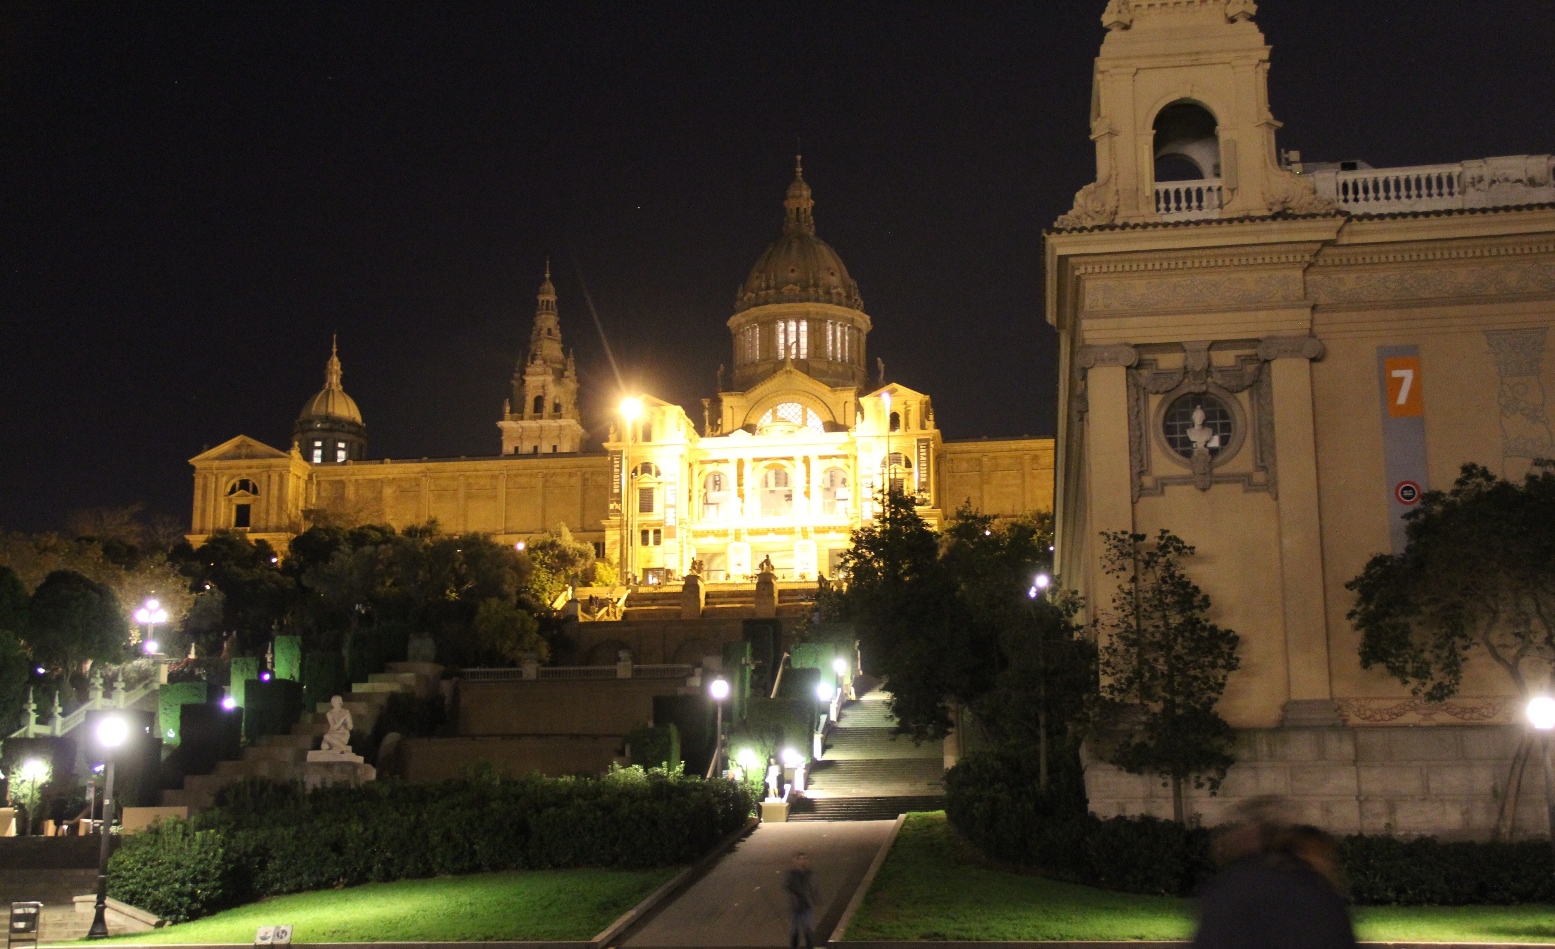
[816,681,835,702]
[831,656,849,676]
[1529,696,1555,731]
[708,678,730,701]
[221,696,238,711]
[96,715,129,749]
[780,747,804,768]
[20,759,48,782]
[736,748,760,770]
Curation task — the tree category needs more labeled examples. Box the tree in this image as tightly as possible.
[473,598,548,664]
[170,532,297,656]
[0,531,196,638]
[1093,529,1240,823]
[25,569,130,680]
[824,493,1096,776]
[525,524,594,607]
[0,567,30,733]
[1348,462,1555,701]
[825,491,965,739]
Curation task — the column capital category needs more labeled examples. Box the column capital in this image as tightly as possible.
[1077,344,1138,370]
[1257,335,1325,362]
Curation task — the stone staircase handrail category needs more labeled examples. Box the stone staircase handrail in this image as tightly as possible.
[8,668,160,740]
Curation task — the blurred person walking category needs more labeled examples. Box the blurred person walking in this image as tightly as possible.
[1194,800,1356,949]
[783,851,820,949]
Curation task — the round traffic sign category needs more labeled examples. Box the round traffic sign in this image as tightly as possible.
[1395,481,1421,505]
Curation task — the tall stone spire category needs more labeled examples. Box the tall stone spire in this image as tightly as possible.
[499,261,585,455]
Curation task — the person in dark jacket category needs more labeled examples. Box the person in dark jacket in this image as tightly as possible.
[1194,817,1356,949]
[783,851,820,949]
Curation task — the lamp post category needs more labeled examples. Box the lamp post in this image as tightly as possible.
[1028,573,1052,792]
[134,598,167,655]
[88,714,129,939]
[708,676,730,778]
[1528,696,1555,864]
[619,398,642,585]
[17,759,48,835]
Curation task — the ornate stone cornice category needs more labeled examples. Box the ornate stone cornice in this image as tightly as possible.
[1257,335,1325,361]
[1071,250,1322,276]
[1311,239,1555,269]
[1077,344,1138,370]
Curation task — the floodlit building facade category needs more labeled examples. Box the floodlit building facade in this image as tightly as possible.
[1051,0,1555,834]
[188,163,1054,579]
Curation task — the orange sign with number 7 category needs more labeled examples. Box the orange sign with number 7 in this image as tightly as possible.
[1384,356,1423,417]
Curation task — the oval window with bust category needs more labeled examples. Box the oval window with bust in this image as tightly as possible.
[1162,393,1235,459]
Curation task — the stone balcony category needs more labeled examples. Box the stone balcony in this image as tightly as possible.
[1308,154,1555,215]
[1155,179,1223,220]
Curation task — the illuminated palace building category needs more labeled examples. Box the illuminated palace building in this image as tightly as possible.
[188,162,1053,582]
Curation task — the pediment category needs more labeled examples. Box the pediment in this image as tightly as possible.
[190,435,291,464]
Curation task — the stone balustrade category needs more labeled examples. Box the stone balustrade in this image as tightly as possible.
[1308,154,1555,214]
[1155,179,1223,220]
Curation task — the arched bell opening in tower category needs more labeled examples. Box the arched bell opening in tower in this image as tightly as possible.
[1152,101,1220,182]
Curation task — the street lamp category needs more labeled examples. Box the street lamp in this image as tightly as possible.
[1529,696,1555,866]
[708,676,730,778]
[134,598,167,655]
[17,759,48,835]
[831,656,849,677]
[88,714,129,939]
[1029,572,1053,792]
[619,397,643,585]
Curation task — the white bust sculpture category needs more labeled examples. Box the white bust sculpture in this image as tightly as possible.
[1186,405,1220,453]
[321,695,354,754]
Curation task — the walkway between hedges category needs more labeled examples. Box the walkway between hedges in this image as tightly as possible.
[620,820,895,948]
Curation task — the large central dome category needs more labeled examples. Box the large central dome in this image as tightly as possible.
[734,159,863,314]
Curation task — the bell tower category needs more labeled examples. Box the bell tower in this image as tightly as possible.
[499,262,585,455]
[1057,0,1330,227]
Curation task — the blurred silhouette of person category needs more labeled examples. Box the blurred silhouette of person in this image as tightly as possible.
[1194,799,1356,949]
[783,851,820,949]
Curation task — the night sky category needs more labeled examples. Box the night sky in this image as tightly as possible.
[4,1,1554,533]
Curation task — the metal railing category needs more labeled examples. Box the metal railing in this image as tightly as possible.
[461,663,695,682]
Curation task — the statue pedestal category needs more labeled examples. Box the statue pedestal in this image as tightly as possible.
[303,751,376,789]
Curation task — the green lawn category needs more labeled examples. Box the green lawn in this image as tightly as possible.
[82,866,678,944]
[846,812,1555,944]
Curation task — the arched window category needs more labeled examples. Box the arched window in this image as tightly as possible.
[883,452,911,496]
[821,467,850,517]
[1153,101,1220,181]
[633,462,661,479]
[760,466,793,518]
[226,478,259,496]
[757,402,826,434]
[702,470,729,521]
[889,411,901,432]
[533,395,545,415]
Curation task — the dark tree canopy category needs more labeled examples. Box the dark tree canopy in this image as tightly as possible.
[1348,462,1555,700]
[25,568,130,678]
[1093,529,1240,821]
[824,493,1093,756]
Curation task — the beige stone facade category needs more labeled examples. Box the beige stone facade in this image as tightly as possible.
[189,164,1053,563]
[1051,1,1555,830]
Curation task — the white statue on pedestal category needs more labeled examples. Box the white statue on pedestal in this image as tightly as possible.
[320,695,354,755]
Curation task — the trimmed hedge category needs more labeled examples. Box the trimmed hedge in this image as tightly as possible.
[109,770,752,922]
[945,747,1555,905]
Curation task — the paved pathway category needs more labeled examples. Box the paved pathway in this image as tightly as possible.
[622,820,895,948]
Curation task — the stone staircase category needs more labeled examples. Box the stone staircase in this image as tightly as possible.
[161,662,440,809]
[793,687,945,821]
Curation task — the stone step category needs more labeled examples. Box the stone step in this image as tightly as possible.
[788,795,946,822]
[806,758,945,797]
[159,787,214,810]
[352,680,412,694]
[387,661,443,678]
[242,744,309,763]
[824,727,941,760]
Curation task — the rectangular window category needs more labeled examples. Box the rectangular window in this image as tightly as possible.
[233,504,251,528]
[551,445,558,452]
[776,320,787,358]
[638,486,654,513]
[335,444,347,463]
[312,448,323,464]
[652,528,662,546]
[641,529,651,546]
[592,541,606,558]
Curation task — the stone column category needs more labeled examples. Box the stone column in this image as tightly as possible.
[1259,336,1341,727]
[1077,345,1138,606]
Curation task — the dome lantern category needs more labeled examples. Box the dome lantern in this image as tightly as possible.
[293,336,367,464]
